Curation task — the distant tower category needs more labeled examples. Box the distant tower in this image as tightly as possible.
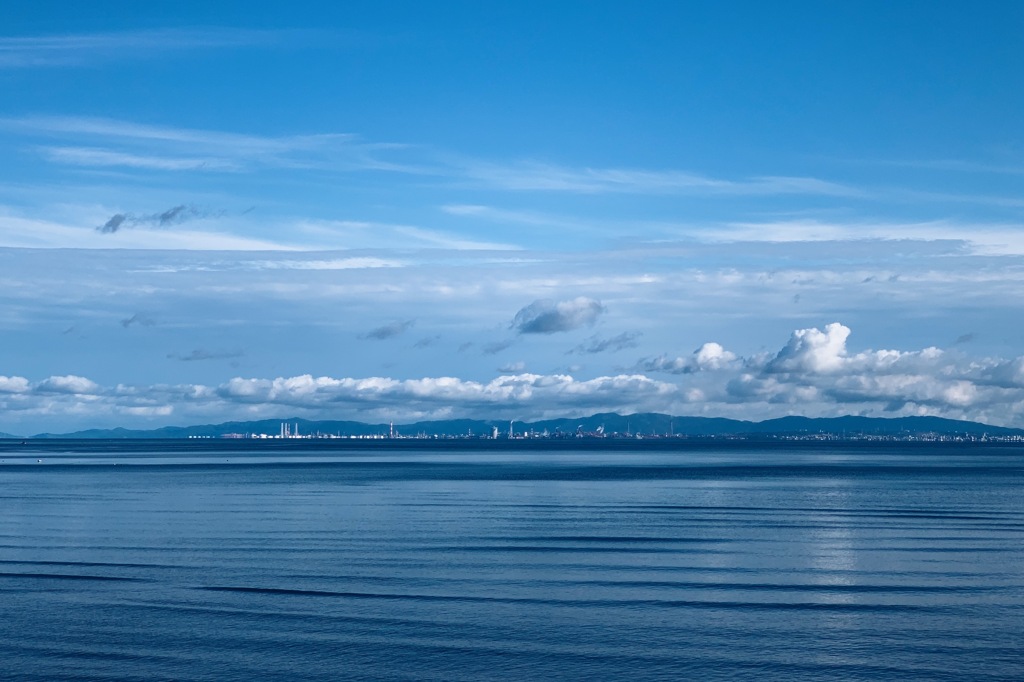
[492,426,499,439]
[508,420,514,439]
[389,421,395,439]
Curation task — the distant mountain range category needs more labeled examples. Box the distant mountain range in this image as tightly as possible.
[15,412,1024,439]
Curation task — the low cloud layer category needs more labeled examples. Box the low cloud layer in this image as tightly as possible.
[0,371,677,432]
[512,297,604,334]
[631,322,1024,425]
[7,323,1024,432]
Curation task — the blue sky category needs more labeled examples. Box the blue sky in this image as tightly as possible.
[1,2,1024,433]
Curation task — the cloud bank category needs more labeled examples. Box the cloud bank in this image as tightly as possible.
[6,322,1024,433]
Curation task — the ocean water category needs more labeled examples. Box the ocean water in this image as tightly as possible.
[0,440,1022,681]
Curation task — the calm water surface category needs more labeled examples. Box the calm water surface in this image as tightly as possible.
[1,441,1022,681]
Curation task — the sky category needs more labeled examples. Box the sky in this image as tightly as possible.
[1,1,1024,434]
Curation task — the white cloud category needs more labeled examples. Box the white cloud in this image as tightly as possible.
[717,323,999,416]
[439,203,599,238]
[762,323,948,378]
[4,115,412,176]
[5,115,348,151]
[391,225,518,251]
[713,219,1024,256]
[0,28,288,68]
[0,376,30,393]
[766,322,851,374]
[625,322,1024,425]
[641,342,740,374]
[119,405,174,417]
[694,342,739,371]
[245,257,404,270]
[41,146,240,171]
[35,375,100,395]
[208,372,676,414]
[0,371,679,431]
[462,161,859,197]
[294,219,519,251]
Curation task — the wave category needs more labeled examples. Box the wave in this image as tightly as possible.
[0,571,140,582]
[199,585,943,612]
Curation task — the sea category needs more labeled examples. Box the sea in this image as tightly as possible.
[0,439,1021,681]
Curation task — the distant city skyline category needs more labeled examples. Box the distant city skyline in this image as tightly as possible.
[2,2,1024,432]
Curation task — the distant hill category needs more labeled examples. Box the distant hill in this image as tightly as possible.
[745,415,1019,436]
[0,431,22,439]
[31,418,377,440]
[27,412,1024,439]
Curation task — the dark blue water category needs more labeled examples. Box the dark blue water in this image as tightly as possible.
[1,441,1022,681]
